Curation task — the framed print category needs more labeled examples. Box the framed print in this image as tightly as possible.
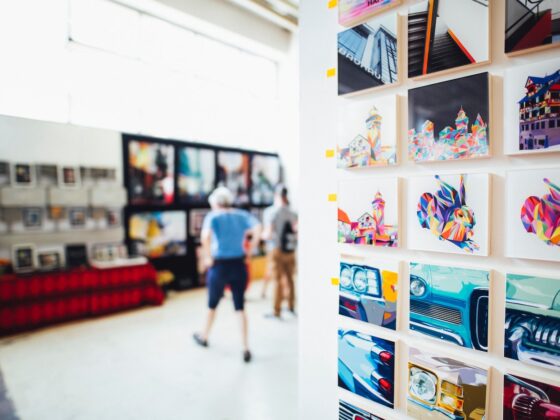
[338,177,399,248]
[0,161,10,185]
[410,262,489,351]
[407,173,490,256]
[58,165,80,188]
[506,168,560,261]
[339,0,401,27]
[37,249,63,271]
[91,243,122,262]
[68,207,87,228]
[505,0,560,56]
[22,207,43,229]
[338,12,399,96]
[504,58,560,155]
[36,164,58,186]
[337,94,398,169]
[65,244,88,268]
[189,209,210,238]
[106,208,121,227]
[251,154,281,206]
[408,0,489,79]
[11,163,35,187]
[339,255,398,330]
[12,244,36,273]
[128,210,187,258]
[408,72,490,162]
[128,139,175,205]
[217,151,250,206]
[505,273,560,372]
[178,146,216,204]
[408,347,487,419]
[503,374,560,418]
[338,329,395,408]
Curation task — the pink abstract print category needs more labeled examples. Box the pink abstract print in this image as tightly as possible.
[339,0,394,26]
[521,178,560,247]
[408,108,488,161]
[417,175,478,253]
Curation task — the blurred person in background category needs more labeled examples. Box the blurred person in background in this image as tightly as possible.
[263,185,297,319]
[193,187,260,362]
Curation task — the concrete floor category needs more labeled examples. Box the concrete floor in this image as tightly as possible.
[0,282,298,420]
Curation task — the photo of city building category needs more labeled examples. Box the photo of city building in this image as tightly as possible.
[338,13,398,95]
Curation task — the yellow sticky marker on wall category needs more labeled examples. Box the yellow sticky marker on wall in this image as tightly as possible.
[326,68,336,78]
[328,193,337,202]
[325,149,335,158]
[331,278,339,286]
[328,0,338,9]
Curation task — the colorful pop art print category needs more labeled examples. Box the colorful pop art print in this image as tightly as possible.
[337,177,399,248]
[217,151,250,206]
[408,72,490,162]
[408,0,489,79]
[409,262,489,351]
[338,0,401,27]
[251,154,281,206]
[504,57,560,155]
[505,273,560,372]
[339,256,398,330]
[503,374,560,419]
[505,0,560,55]
[337,94,397,169]
[338,329,395,408]
[338,13,399,96]
[178,146,215,204]
[339,400,384,420]
[128,211,187,258]
[407,173,490,256]
[407,347,487,420]
[506,168,560,262]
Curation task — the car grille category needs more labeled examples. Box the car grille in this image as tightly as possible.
[339,404,354,420]
[339,401,382,420]
[512,394,540,420]
[410,300,462,325]
[533,317,560,349]
[470,291,489,351]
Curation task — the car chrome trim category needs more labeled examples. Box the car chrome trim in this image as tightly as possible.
[506,299,551,310]
[410,320,465,346]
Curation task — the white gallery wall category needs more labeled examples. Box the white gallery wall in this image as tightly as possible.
[298,0,560,419]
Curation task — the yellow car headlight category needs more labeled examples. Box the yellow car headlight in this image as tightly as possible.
[441,380,463,397]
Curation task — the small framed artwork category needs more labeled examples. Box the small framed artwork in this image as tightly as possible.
[106,208,121,227]
[408,72,490,162]
[37,249,63,271]
[189,209,210,238]
[339,0,401,27]
[504,57,560,155]
[506,168,560,262]
[338,12,400,96]
[407,173,490,256]
[0,161,10,185]
[65,244,88,268]
[503,374,560,419]
[12,244,36,273]
[408,0,489,79]
[58,166,80,188]
[337,94,398,168]
[68,207,88,228]
[91,243,121,262]
[22,207,43,229]
[36,164,58,186]
[49,206,64,220]
[505,0,560,56]
[11,163,35,187]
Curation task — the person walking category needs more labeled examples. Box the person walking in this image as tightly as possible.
[263,185,297,318]
[193,187,260,363]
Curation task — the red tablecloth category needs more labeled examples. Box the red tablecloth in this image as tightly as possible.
[0,264,164,336]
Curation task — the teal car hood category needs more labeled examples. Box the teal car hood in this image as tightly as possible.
[410,263,489,296]
[506,275,560,316]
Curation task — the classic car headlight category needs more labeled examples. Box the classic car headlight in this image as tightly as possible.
[440,394,464,412]
[340,266,352,289]
[410,277,427,297]
[409,367,437,404]
[366,269,380,296]
[353,270,367,293]
[441,380,463,398]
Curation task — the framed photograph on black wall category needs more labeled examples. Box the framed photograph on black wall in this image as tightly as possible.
[251,154,282,206]
[178,146,216,204]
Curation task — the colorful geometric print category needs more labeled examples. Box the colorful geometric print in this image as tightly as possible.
[417,175,479,253]
[521,178,560,247]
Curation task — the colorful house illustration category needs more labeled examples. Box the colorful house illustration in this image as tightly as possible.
[518,70,560,151]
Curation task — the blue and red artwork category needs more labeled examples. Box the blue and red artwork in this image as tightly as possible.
[521,178,560,247]
[417,175,478,253]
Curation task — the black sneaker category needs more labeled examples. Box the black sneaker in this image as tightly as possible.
[243,350,252,363]
[193,333,208,347]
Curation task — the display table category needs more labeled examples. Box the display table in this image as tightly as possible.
[0,264,164,336]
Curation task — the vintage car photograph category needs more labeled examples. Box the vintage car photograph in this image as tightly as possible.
[339,259,398,330]
[503,373,560,419]
[408,347,487,420]
[338,329,395,409]
[505,273,560,372]
[339,400,384,420]
[409,263,489,351]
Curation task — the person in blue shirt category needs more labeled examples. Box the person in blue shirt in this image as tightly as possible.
[193,186,260,363]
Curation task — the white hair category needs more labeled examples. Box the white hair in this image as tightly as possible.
[208,186,234,208]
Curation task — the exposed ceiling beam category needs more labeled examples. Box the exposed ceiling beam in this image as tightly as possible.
[227,0,298,32]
